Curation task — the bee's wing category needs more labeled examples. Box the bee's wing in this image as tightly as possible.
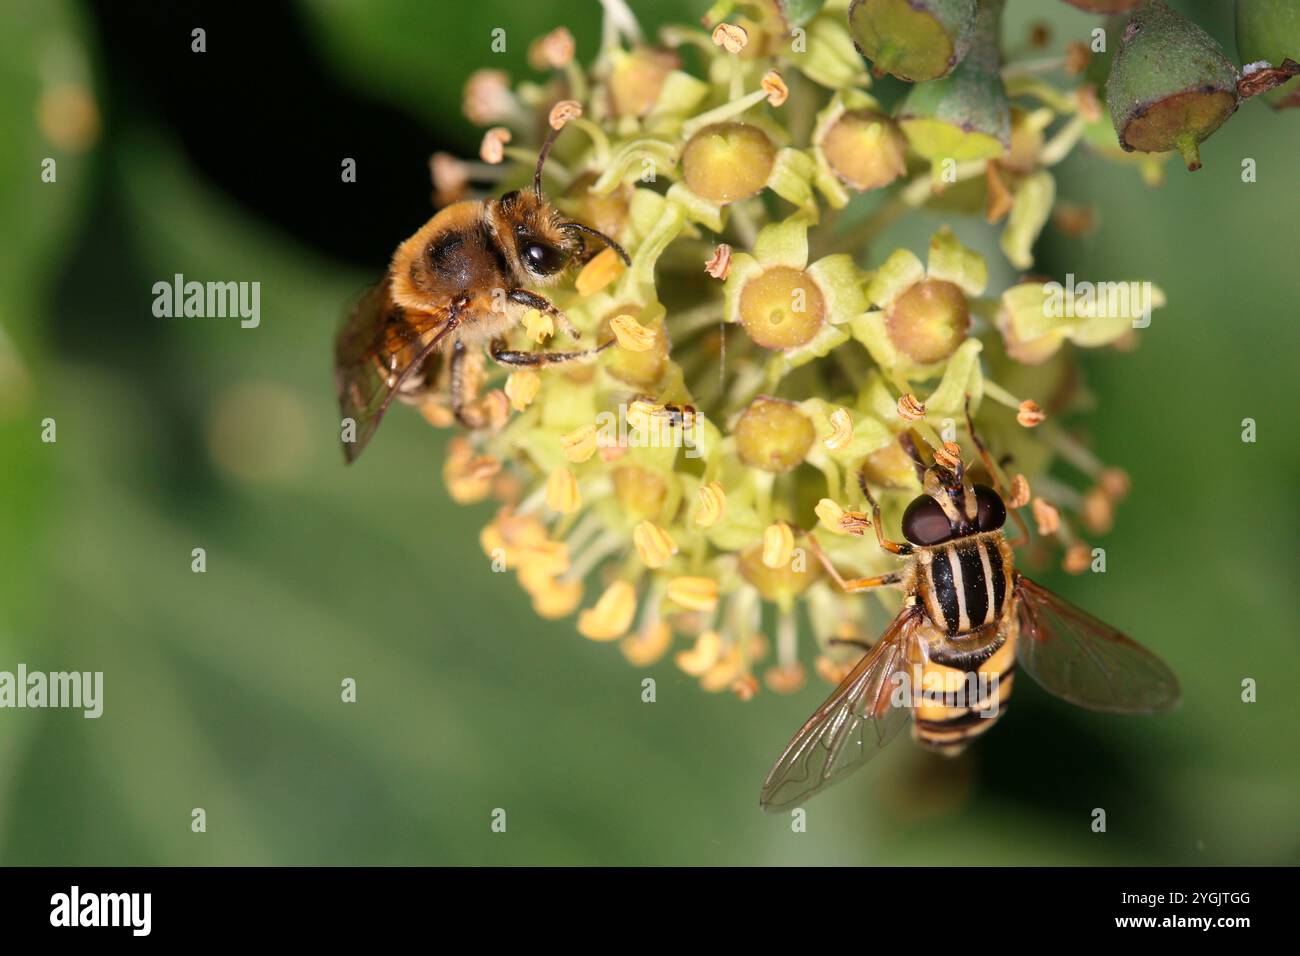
[334,276,456,463]
[759,609,924,812]
[1014,575,1179,714]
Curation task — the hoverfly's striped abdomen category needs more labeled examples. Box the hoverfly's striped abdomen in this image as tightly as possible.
[917,532,1014,636]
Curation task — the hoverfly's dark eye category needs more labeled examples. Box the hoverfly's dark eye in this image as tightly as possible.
[902,495,956,546]
[973,484,1007,532]
[523,241,564,276]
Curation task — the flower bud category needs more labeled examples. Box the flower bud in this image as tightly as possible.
[1107,0,1240,171]
[734,397,816,473]
[848,0,977,82]
[681,122,777,204]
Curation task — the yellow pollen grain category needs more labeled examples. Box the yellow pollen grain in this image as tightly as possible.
[577,580,637,640]
[897,393,926,421]
[694,482,726,528]
[1017,399,1046,427]
[559,423,598,463]
[523,308,553,343]
[620,620,673,667]
[764,663,806,695]
[548,99,583,130]
[1008,474,1032,509]
[479,126,512,164]
[504,369,540,411]
[761,70,788,106]
[1032,497,1060,536]
[761,522,794,569]
[531,577,584,619]
[704,243,732,280]
[610,313,654,352]
[546,467,581,514]
[575,247,625,297]
[711,22,748,54]
[814,498,847,533]
[633,520,678,569]
[666,576,719,612]
[825,407,853,451]
[675,630,722,675]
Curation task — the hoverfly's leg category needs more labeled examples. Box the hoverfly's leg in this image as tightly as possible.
[964,395,1030,548]
[856,472,914,556]
[506,289,580,340]
[803,530,905,593]
[487,336,614,368]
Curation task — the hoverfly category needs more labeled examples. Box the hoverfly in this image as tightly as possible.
[760,401,1179,810]
[334,121,630,463]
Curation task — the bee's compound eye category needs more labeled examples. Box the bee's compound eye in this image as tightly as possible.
[901,495,955,546]
[524,242,564,276]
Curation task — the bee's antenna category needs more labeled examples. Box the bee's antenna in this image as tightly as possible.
[561,221,632,266]
[533,124,565,202]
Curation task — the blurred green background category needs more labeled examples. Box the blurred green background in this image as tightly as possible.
[0,0,1295,865]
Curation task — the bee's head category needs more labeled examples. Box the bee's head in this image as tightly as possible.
[901,447,1006,546]
[493,189,582,282]
[493,119,632,285]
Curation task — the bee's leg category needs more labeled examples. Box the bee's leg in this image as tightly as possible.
[487,336,613,368]
[964,395,1030,548]
[803,530,905,592]
[448,340,484,428]
[506,289,581,340]
[855,472,914,556]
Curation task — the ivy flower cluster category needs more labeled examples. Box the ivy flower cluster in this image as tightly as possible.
[424,0,1194,700]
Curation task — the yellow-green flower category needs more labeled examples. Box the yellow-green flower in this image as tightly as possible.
[723,215,867,380]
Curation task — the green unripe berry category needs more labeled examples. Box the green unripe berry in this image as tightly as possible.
[848,0,976,82]
[734,397,815,473]
[897,0,1010,163]
[1107,0,1240,171]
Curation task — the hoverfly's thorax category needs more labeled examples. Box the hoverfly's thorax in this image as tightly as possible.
[914,531,1014,637]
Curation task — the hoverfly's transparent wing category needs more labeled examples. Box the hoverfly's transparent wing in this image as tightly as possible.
[759,610,923,812]
[1015,575,1179,714]
[334,276,456,463]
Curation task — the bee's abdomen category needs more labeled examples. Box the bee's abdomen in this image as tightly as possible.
[918,534,1010,636]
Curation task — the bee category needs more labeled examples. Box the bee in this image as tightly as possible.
[760,401,1179,811]
[334,122,630,463]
